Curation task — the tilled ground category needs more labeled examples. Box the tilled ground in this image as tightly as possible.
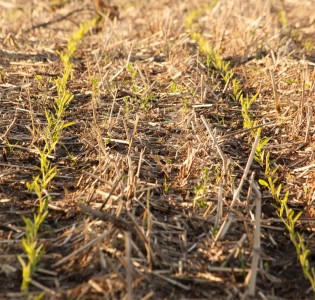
[0,0,314,299]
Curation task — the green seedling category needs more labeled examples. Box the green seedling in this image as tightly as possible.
[140,91,155,111]
[126,63,137,79]
[123,96,135,116]
[303,40,314,51]
[194,167,211,209]
[231,78,242,101]
[254,135,270,166]
[34,75,43,89]
[279,193,315,291]
[284,78,298,85]
[163,176,170,193]
[19,17,98,292]
[186,2,315,292]
[278,10,288,28]
[179,99,190,119]
[169,81,183,93]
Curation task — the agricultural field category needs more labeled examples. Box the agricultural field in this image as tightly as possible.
[0,0,315,299]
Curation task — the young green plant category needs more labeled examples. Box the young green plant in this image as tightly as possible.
[186,3,315,293]
[18,18,97,292]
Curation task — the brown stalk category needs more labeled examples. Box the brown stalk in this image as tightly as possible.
[269,69,281,113]
[53,229,114,268]
[246,181,262,297]
[215,134,260,240]
[201,115,228,175]
[125,231,133,300]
